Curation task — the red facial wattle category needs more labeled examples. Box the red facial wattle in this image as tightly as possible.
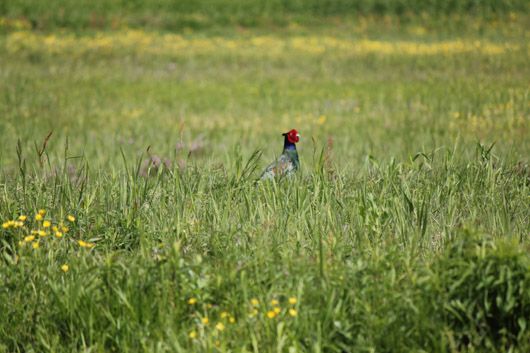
[286,129,300,144]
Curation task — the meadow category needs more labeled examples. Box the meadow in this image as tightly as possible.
[0,1,529,352]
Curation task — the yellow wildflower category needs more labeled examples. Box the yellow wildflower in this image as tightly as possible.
[220,311,229,319]
[215,322,225,331]
[38,209,46,215]
[61,264,69,272]
[78,240,95,248]
[18,215,27,221]
[52,226,58,232]
[289,297,297,305]
[35,214,43,221]
[248,308,258,318]
[14,221,24,228]
[188,330,197,339]
[250,298,259,306]
[43,220,51,228]
[229,317,236,324]
[273,307,281,314]
[62,226,69,233]
[188,297,197,305]
[67,215,76,222]
[201,317,209,325]
[270,299,279,306]
[2,222,9,229]
[32,241,40,249]
[55,231,63,238]
[38,230,47,237]
[289,309,297,317]
[266,311,277,319]
[24,235,35,242]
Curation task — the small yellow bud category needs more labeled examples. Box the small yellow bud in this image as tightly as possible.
[215,322,225,331]
[250,298,259,306]
[273,307,281,314]
[43,220,51,228]
[24,235,35,242]
[188,297,197,305]
[289,309,297,317]
[270,299,279,306]
[266,311,277,319]
[35,214,43,221]
[289,297,297,305]
[18,215,27,221]
[201,317,209,325]
[67,215,76,222]
[61,264,69,272]
[188,330,197,339]
[32,241,40,249]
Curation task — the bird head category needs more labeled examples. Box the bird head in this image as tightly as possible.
[283,129,300,144]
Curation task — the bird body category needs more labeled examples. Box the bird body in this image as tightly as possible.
[260,129,300,180]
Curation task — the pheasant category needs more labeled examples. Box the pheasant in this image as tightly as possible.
[260,129,300,180]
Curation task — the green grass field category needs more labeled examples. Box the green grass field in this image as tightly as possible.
[1,1,529,352]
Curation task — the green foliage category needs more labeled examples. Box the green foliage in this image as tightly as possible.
[429,231,530,351]
[1,0,529,30]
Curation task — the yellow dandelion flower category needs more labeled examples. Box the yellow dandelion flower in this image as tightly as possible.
[14,221,24,228]
[43,220,51,228]
[270,299,279,306]
[2,222,9,229]
[78,240,95,248]
[266,311,277,319]
[229,317,236,324]
[220,311,229,319]
[188,330,197,339]
[289,297,297,305]
[273,307,281,314]
[188,297,197,305]
[61,264,69,272]
[62,226,69,233]
[38,230,47,237]
[38,209,46,215]
[55,231,63,238]
[18,215,27,221]
[67,215,76,222]
[201,317,209,325]
[35,214,43,221]
[250,298,260,306]
[24,235,35,242]
[289,309,297,317]
[52,226,58,232]
[215,322,225,331]
[32,241,40,249]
